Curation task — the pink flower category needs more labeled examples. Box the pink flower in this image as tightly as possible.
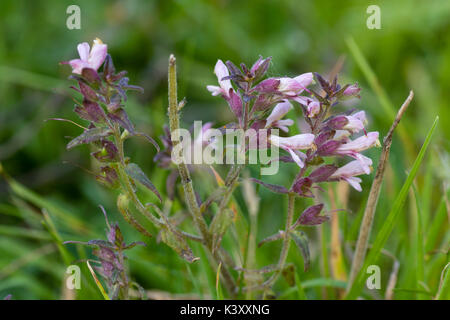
[330,158,373,191]
[335,131,380,173]
[343,83,361,97]
[64,38,107,74]
[343,111,367,133]
[293,96,321,117]
[269,133,315,167]
[265,100,294,132]
[277,72,313,96]
[206,60,233,98]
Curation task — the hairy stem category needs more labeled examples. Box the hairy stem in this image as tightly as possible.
[261,192,295,289]
[113,126,163,229]
[167,54,236,296]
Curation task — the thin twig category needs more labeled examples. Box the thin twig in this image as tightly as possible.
[347,90,414,289]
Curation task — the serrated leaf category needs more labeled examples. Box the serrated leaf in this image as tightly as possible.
[125,163,162,202]
[67,127,112,149]
[289,230,310,271]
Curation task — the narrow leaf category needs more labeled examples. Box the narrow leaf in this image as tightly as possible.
[67,127,112,149]
[125,163,162,202]
[289,230,310,271]
[346,116,439,299]
[250,178,288,194]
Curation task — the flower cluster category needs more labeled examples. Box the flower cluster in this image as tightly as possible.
[61,38,161,200]
[206,57,379,280]
[206,58,379,195]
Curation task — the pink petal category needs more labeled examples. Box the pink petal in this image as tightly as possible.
[88,41,107,71]
[265,100,292,128]
[344,177,362,191]
[206,85,223,96]
[293,72,313,90]
[281,133,315,150]
[77,42,90,61]
[287,148,305,168]
[69,59,89,75]
[214,60,232,95]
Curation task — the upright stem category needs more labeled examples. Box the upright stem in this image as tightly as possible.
[168,55,210,244]
[261,192,295,289]
[167,54,236,296]
[347,91,414,289]
[113,126,162,229]
[260,103,328,291]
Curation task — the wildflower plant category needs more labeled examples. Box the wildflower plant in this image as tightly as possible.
[200,58,380,291]
[59,39,381,299]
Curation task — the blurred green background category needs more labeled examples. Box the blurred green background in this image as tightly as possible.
[0,0,448,299]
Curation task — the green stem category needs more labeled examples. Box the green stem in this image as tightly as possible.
[261,192,295,289]
[167,54,236,296]
[113,126,163,229]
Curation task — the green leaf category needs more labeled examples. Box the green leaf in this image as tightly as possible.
[66,127,112,149]
[249,178,289,194]
[436,263,450,300]
[125,163,162,202]
[258,231,284,248]
[160,227,199,263]
[345,116,439,299]
[289,230,310,272]
[209,208,234,253]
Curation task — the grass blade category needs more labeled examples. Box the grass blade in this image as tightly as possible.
[346,116,439,299]
[86,260,110,300]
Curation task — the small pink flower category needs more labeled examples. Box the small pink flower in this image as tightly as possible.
[265,100,294,132]
[206,60,233,98]
[269,133,315,167]
[330,158,373,191]
[277,72,313,96]
[343,83,361,98]
[294,96,321,117]
[343,111,366,133]
[335,131,380,173]
[64,38,107,74]
[337,131,380,153]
